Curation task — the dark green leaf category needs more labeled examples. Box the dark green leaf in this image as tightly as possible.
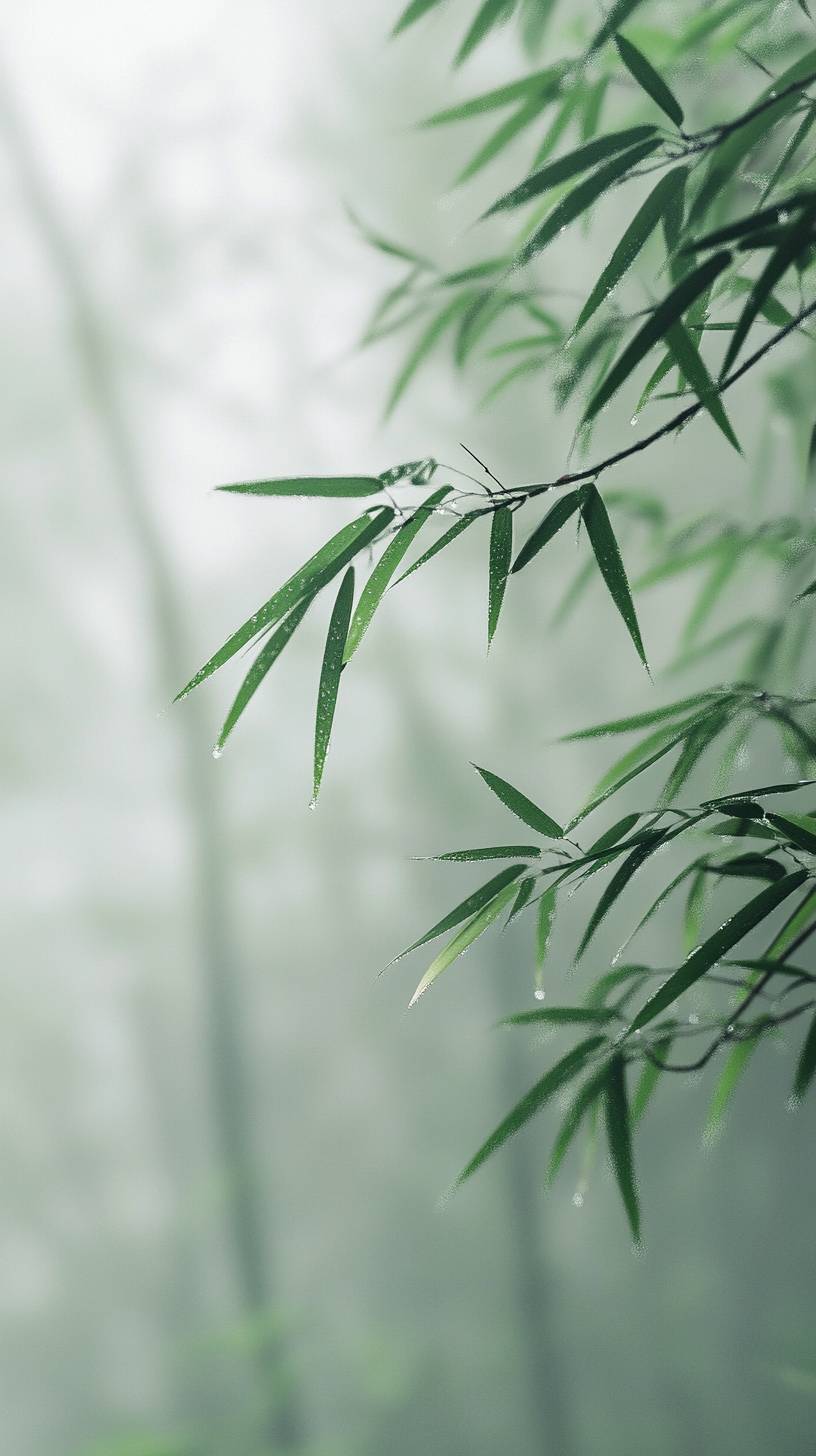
[516,138,661,266]
[456,0,516,65]
[485,125,657,215]
[215,593,313,754]
[458,1036,606,1183]
[577,832,666,959]
[581,484,648,670]
[665,322,741,452]
[394,511,479,585]
[573,168,688,337]
[410,878,521,1005]
[583,251,732,424]
[344,486,451,659]
[535,884,557,996]
[511,487,586,573]
[589,0,648,51]
[217,476,385,499]
[767,812,816,854]
[615,33,684,127]
[547,1064,609,1181]
[418,845,542,862]
[387,864,527,966]
[488,507,513,647]
[175,507,393,701]
[503,1006,618,1026]
[685,193,816,252]
[473,763,564,836]
[721,202,816,377]
[312,567,356,804]
[629,871,808,1031]
[604,1054,641,1241]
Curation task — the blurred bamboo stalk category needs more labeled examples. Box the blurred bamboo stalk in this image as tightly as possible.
[0,68,305,1452]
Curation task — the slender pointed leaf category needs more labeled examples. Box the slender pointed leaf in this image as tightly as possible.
[456,0,516,65]
[793,1010,816,1099]
[604,1054,641,1241]
[705,1039,758,1138]
[615,33,684,128]
[215,593,313,753]
[485,125,657,215]
[420,66,564,126]
[394,511,479,585]
[511,487,586,573]
[547,1064,610,1181]
[589,0,648,51]
[388,864,526,967]
[393,0,448,35]
[473,763,563,836]
[418,845,542,862]
[312,567,356,804]
[573,168,688,337]
[488,506,513,648]
[581,484,648,669]
[503,1007,618,1026]
[535,884,557,997]
[217,476,385,499]
[516,138,661,267]
[720,202,816,377]
[409,878,521,1005]
[665,321,741,452]
[344,486,451,660]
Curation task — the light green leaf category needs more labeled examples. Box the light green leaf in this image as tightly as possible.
[485,125,657,215]
[581,484,648,670]
[458,1035,607,1183]
[562,692,718,740]
[632,1035,674,1123]
[604,1054,641,1241]
[456,92,554,185]
[393,511,479,585]
[175,507,393,701]
[312,567,356,804]
[456,0,516,65]
[387,294,473,415]
[215,593,313,754]
[409,878,521,1005]
[629,871,808,1031]
[516,137,661,266]
[418,845,542,862]
[615,33,684,128]
[573,168,688,337]
[488,507,513,648]
[705,1039,757,1139]
[217,476,385,498]
[387,864,527,966]
[547,1064,610,1181]
[393,0,448,35]
[473,763,564,836]
[535,884,557,996]
[420,66,564,126]
[344,486,451,660]
[583,250,732,424]
[503,1006,618,1026]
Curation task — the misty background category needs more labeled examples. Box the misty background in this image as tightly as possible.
[2,3,814,1453]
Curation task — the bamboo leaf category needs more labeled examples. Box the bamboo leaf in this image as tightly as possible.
[665,321,741,452]
[456,92,554,185]
[629,871,808,1031]
[312,567,356,804]
[175,507,393,701]
[393,512,479,585]
[793,1010,816,1100]
[535,884,557,997]
[604,1054,641,1241]
[485,125,657,215]
[577,832,666,959]
[344,486,451,660]
[488,506,513,648]
[615,33,684,128]
[503,1007,618,1026]
[215,593,313,754]
[418,845,542,862]
[473,764,564,836]
[583,251,732,424]
[573,167,688,337]
[456,0,516,65]
[589,0,648,51]
[458,1036,607,1183]
[516,138,661,266]
[387,295,473,415]
[420,66,564,126]
[511,487,586,573]
[393,0,448,35]
[720,202,816,377]
[387,864,527,967]
[705,1039,757,1139]
[547,1064,609,1181]
[581,484,648,670]
[217,476,385,498]
[562,692,718,740]
[632,1035,674,1123]
[409,878,521,1005]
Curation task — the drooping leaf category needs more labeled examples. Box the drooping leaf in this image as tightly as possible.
[458,1035,607,1183]
[175,507,393,701]
[581,484,648,670]
[485,125,658,215]
[215,593,313,754]
[456,92,556,185]
[418,845,542,862]
[312,567,356,804]
[759,107,816,207]
[387,294,473,414]
[511,486,586,573]
[505,875,536,924]
[583,251,733,424]
[705,1039,758,1139]
[589,0,648,51]
[562,691,719,740]
[393,511,480,585]
[665,321,741,452]
[604,1054,641,1241]
[473,763,564,836]
[346,205,436,269]
[393,0,448,36]
[632,1035,674,1123]
[516,137,661,266]
[217,475,385,499]
[456,0,516,66]
[547,1064,610,1181]
[615,33,684,127]
[629,870,808,1031]
[767,811,816,854]
[720,202,816,377]
[573,168,688,337]
[586,964,651,1009]
[535,884,557,996]
[344,486,451,659]
[409,878,523,1005]
[577,832,667,959]
[387,864,527,967]
[793,1010,816,1099]
[488,507,514,648]
[420,65,564,126]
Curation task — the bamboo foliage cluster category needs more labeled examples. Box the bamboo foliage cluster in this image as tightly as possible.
[179,0,816,1239]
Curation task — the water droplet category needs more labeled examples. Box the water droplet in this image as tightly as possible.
[534,988,546,1002]
[308,799,317,812]
[726,1024,735,1035]
[630,415,639,428]
[572,1191,584,1208]
[688,1012,700,1025]
[212,746,223,760]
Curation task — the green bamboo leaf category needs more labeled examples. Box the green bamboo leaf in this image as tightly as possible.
[393,511,479,585]
[418,845,542,862]
[685,193,815,252]
[547,1064,610,1181]
[583,251,732,424]
[485,125,657,216]
[793,1010,816,1100]
[393,0,448,35]
[488,506,513,648]
[586,813,642,852]
[312,567,356,804]
[409,878,521,1005]
[520,0,559,54]
[217,476,385,499]
[589,0,648,51]
[705,1039,758,1140]
[420,65,563,126]
[629,870,808,1031]
[346,206,435,269]
[387,295,473,415]
[586,964,651,1009]
[511,486,586,573]
[581,484,648,670]
[759,107,816,207]
[709,853,785,882]
[660,709,732,802]
[215,593,313,754]
[175,507,393,701]
[344,486,451,660]
[720,202,816,378]
[503,1007,618,1026]
[562,692,718,740]
[458,1035,607,1183]
[387,864,527,967]
[456,92,554,185]
[573,168,688,337]
[767,812,816,854]
[516,137,661,266]
[577,833,665,959]
[535,884,557,996]
[604,1054,641,1241]
[632,1035,674,1123]
[456,0,516,65]
[473,764,564,836]
[568,731,695,833]
[665,321,741,452]
[615,33,684,128]
[614,860,701,964]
